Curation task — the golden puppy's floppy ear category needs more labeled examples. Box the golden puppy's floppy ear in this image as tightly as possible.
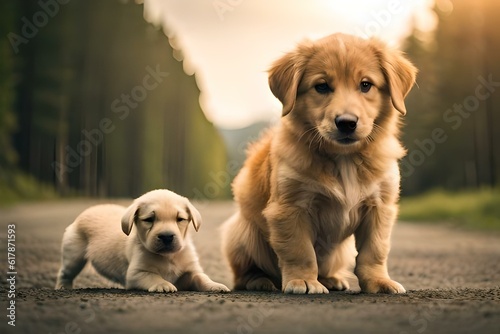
[121,203,139,236]
[268,41,315,116]
[186,201,202,232]
[373,40,418,115]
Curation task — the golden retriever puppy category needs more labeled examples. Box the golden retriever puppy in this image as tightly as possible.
[222,33,417,294]
[55,189,229,293]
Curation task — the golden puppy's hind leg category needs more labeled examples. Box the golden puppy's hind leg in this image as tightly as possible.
[221,213,279,291]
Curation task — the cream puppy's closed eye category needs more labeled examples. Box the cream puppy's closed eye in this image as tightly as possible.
[55,189,229,293]
[222,33,417,294]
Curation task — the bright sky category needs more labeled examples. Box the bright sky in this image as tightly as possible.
[143,0,437,129]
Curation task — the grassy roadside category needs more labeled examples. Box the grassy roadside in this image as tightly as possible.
[2,172,499,231]
[0,170,58,206]
[399,188,500,230]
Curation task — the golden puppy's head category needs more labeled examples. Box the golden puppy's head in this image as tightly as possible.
[121,189,201,255]
[269,33,417,154]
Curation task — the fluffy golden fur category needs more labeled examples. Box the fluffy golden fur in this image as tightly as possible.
[221,33,417,294]
[56,189,229,293]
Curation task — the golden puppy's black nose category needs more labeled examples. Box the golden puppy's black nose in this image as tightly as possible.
[335,114,358,135]
[157,233,175,246]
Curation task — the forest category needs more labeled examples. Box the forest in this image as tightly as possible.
[0,0,227,201]
[402,0,499,194]
[0,0,499,203]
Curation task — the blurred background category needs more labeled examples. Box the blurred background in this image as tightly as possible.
[0,0,498,226]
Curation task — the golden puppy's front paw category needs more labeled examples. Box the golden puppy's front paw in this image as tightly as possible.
[247,277,279,292]
[319,275,350,291]
[283,279,329,294]
[148,281,177,293]
[360,278,406,294]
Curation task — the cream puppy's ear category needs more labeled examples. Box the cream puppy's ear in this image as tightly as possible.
[186,201,202,232]
[268,41,316,116]
[371,39,418,115]
[121,203,139,236]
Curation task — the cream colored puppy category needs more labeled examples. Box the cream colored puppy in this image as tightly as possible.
[55,189,229,293]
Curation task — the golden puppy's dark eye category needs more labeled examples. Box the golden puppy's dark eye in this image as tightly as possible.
[176,217,187,223]
[143,212,155,223]
[314,83,332,94]
[360,81,373,93]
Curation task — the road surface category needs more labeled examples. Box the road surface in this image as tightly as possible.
[0,199,499,333]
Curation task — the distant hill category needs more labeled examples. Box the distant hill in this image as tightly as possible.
[218,121,273,174]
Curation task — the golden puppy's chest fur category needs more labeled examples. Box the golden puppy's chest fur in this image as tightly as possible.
[235,124,401,247]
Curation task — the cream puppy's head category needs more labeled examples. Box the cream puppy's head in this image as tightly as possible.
[268,33,417,155]
[121,189,201,255]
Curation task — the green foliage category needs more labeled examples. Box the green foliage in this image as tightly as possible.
[399,188,500,230]
[0,169,57,206]
[402,0,500,195]
[0,0,18,168]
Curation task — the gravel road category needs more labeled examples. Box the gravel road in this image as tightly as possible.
[0,199,499,334]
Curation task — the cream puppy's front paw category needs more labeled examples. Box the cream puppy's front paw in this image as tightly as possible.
[204,282,230,293]
[190,272,230,292]
[148,281,177,293]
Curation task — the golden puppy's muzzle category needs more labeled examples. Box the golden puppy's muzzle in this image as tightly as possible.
[333,113,359,144]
